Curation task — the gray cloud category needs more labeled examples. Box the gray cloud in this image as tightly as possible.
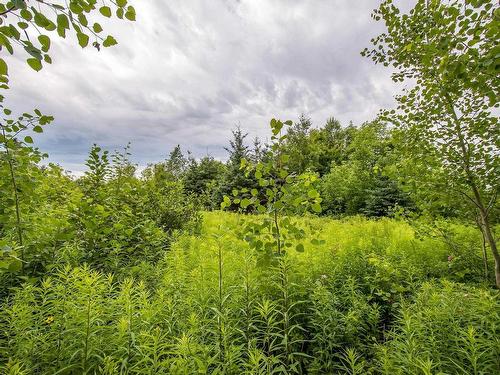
[4,0,404,173]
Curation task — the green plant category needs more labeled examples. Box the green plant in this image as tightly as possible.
[222,119,323,264]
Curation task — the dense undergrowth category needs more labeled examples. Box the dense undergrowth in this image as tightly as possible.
[1,212,498,374]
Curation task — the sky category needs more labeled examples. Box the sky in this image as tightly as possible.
[4,0,406,174]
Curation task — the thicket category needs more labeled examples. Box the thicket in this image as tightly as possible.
[0,142,200,293]
[1,212,498,374]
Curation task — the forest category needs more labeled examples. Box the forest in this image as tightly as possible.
[0,0,499,374]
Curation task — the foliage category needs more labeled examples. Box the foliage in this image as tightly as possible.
[216,126,259,210]
[222,119,323,265]
[377,281,500,374]
[72,144,199,273]
[184,155,226,209]
[363,0,500,286]
[0,0,136,83]
[1,212,497,374]
[320,122,411,217]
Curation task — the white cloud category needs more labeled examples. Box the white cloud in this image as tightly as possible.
[4,0,402,173]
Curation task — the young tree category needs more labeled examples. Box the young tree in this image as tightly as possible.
[222,119,322,264]
[184,156,225,195]
[217,126,257,210]
[283,114,313,174]
[363,0,499,286]
[0,0,135,277]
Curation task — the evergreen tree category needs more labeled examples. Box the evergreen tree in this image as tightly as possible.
[184,156,226,202]
[165,145,188,178]
[216,126,257,210]
[285,114,313,174]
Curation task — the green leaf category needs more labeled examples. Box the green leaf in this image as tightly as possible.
[307,189,319,198]
[44,21,56,32]
[0,58,7,75]
[33,125,43,133]
[117,0,128,7]
[24,136,33,143]
[78,13,88,27]
[8,259,21,272]
[77,33,89,48]
[99,6,112,18]
[125,6,136,21]
[38,35,50,52]
[34,12,49,28]
[20,8,32,21]
[311,203,322,213]
[56,14,69,38]
[69,2,83,14]
[102,35,117,47]
[27,58,42,72]
[93,23,103,33]
[296,243,304,252]
[240,198,251,209]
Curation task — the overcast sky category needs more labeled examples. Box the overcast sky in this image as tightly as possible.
[5,0,406,173]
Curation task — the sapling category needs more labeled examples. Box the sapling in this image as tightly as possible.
[221,119,323,264]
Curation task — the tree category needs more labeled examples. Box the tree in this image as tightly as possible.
[221,119,322,264]
[0,0,135,277]
[217,126,257,210]
[312,117,354,175]
[184,156,225,208]
[285,114,313,174]
[81,144,110,196]
[165,145,188,178]
[363,0,499,287]
[319,121,410,217]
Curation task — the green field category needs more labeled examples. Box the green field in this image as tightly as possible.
[1,1,499,373]
[2,212,498,374]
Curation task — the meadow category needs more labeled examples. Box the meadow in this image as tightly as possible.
[0,1,498,374]
[2,212,498,374]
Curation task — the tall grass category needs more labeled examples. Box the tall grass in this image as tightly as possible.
[1,212,498,374]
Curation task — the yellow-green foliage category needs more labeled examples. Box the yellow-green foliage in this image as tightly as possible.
[1,212,498,374]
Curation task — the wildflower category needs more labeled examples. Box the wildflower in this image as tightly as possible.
[45,316,54,325]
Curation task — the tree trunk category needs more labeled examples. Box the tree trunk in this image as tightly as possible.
[480,229,489,279]
[472,185,499,288]
[443,93,499,288]
[478,207,500,288]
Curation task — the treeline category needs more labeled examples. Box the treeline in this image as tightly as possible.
[150,115,459,218]
[0,142,200,292]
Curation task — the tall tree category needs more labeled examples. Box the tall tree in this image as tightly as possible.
[363,0,499,286]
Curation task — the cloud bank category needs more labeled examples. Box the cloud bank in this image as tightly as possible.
[5,0,402,173]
